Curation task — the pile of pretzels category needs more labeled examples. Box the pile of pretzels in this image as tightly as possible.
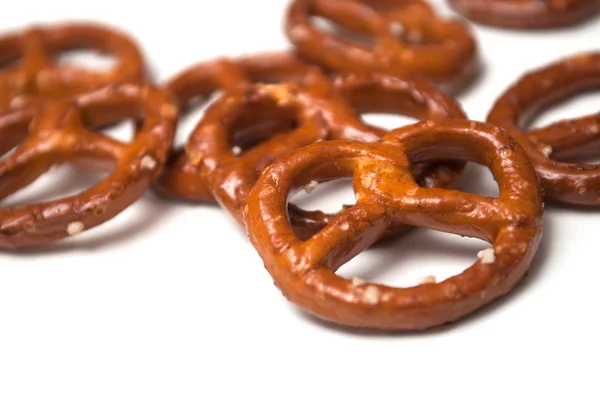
[1,0,599,331]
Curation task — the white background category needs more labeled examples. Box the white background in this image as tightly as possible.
[1,1,599,397]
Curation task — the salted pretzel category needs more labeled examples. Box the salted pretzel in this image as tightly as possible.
[0,21,146,120]
[154,52,327,201]
[242,119,543,331]
[487,52,600,205]
[448,0,599,29]
[160,68,467,239]
[284,0,479,90]
[0,83,177,249]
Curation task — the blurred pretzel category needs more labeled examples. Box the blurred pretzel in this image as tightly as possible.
[0,21,147,122]
[154,52,324,201]
[0,83,177,248]
[448,0,599,29]
[284,0,479,91]
[487,52,600,205]
[243,119,543,331]
[159,66,467,239]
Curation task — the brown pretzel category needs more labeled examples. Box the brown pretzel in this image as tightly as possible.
[448,0,599,29]
[154,52,325,201]
[160,69,467,239]
[0,21,147,118]
[487,52,600,205]
[0,83,177,249]
[284,0,479,90]
[242,119,543,331]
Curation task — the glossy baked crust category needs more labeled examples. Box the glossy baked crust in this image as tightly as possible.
[0,21,147,118]
[159,67,468,240]
[284,0,479,91]
[243,119,543,331]
[487,52,600,205]
[0,83,177,248]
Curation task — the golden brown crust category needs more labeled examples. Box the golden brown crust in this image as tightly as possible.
[162,69,467,240]
[0,83,177,249]
[242,119,543,331]
[284,0,479,90]
[487,52,600,205]
[154,52,325,201]
[0,21,147,118]
[448,0,599,30]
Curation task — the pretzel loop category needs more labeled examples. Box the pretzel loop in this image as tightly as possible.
[0,22,146,116]
[487,52,600,205]
[154,52,326,200]
[285,0,478,88]
[0,83,177,248]
[243,119,543,331]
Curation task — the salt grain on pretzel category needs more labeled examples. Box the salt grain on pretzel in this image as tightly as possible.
[243,119,543,331]
[417,275,437,285]
[304,180,318,193]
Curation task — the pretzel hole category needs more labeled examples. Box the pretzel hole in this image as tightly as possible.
[175,92,224,148]
[336,229,489,288]
[312,16,375,48]
[224,98,300,152]
[360,113,419,131]
[339,82,435,123]
[56,49,116,71]
[290,178,356,215]
[526,89,600,163]
[1,163,110,207]
[94,119,136,143]
[452,163,500,198]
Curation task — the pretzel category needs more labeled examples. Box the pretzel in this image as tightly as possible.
[0,21,146,118]
[154,52,325,201]
[284,0,479,90]
[487,52,600,205]
[0,83,177,249]
[447,0,600,29]
[160,69,467,240]
[242,119,543,331]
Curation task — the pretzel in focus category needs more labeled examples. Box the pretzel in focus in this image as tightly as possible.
[487,52,600,205]
[284,0,479,91]
[0,21,147,120]
[0,83,177,248]
[243,119,543,331]
[448,0,599,29]
[160,68,467,239]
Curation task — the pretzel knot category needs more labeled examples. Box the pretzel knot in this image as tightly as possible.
[0,21,146,118]
[158,68,467,240]
[448,0,599,29]
[488,52,600,205]
[0,83,177,249]
[242,119,543,331]
[284,0,478,90]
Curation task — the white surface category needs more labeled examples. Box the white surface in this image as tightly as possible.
[1,1,599,397]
